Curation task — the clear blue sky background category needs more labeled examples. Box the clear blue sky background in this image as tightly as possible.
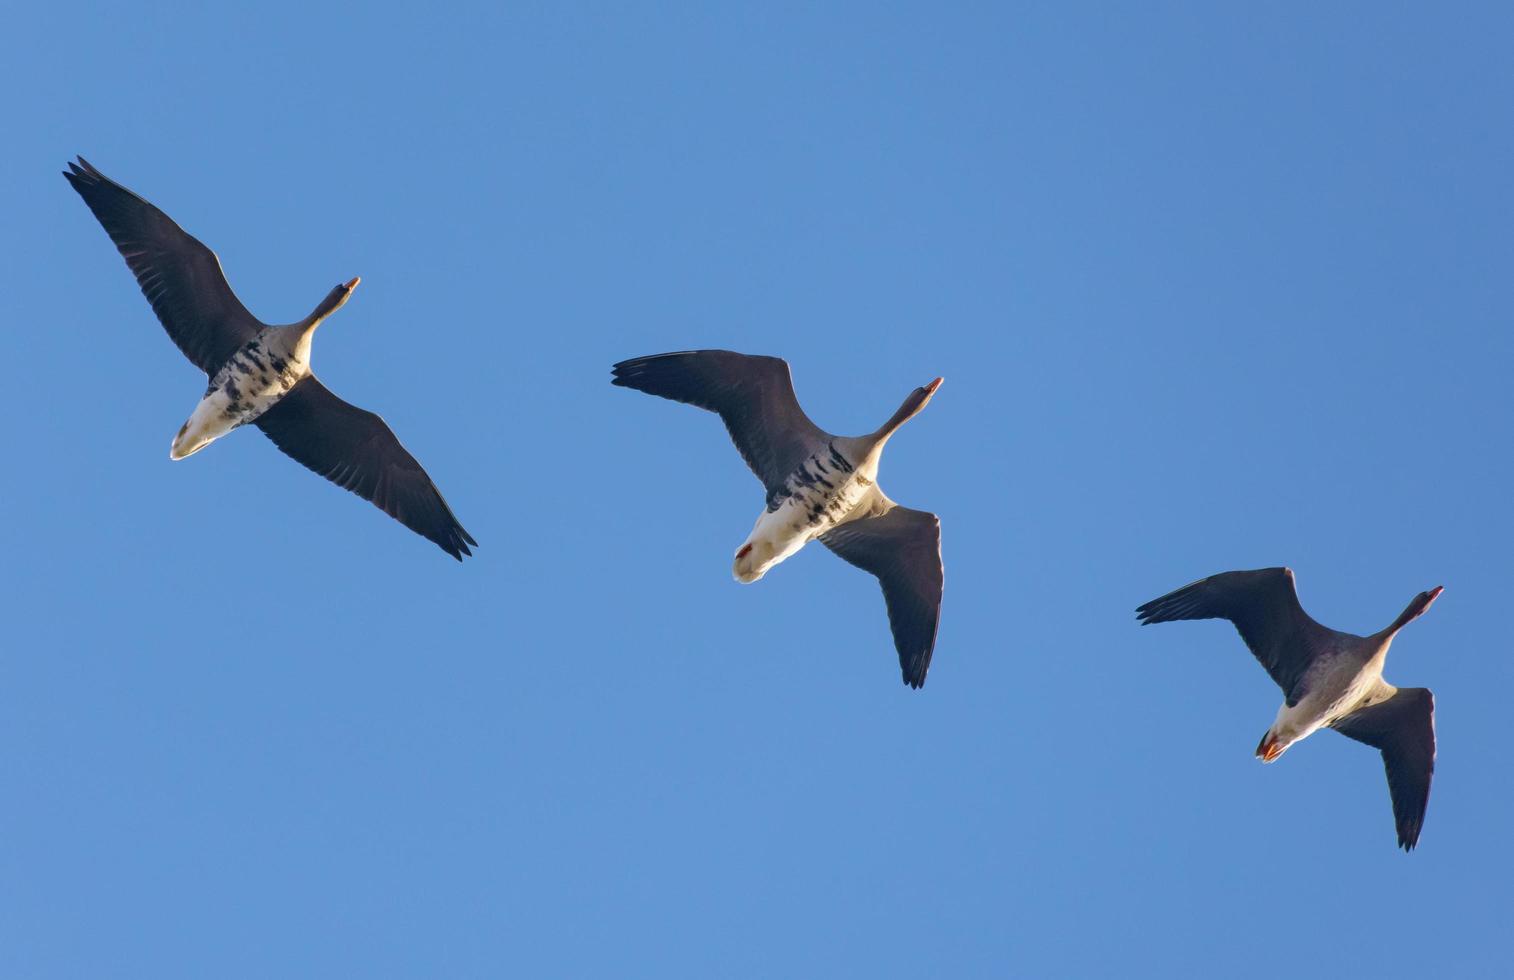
[3,3,1510,977]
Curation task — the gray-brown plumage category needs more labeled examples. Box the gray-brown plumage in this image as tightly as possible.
[1137,567,1440,850]
[613,350,944,687]
[64,157,475,560]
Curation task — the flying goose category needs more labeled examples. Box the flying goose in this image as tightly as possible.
[612,350,944,688]
[64,157,476,560]
[1136,567,1440,850]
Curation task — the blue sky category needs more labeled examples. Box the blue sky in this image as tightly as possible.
[3,2,1511,976]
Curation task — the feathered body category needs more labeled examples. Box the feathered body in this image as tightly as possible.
[1264,633,1396,758]
[1137,567,1441,850]
[64,157,475,559]
[613,351,945,687]
[172,328,312,459]
[736,440,882,582]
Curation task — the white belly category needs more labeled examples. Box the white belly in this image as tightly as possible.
[732,496,827,583]
[170,337,306,459]
[1265,656,1384,755]
[732,447,877,583]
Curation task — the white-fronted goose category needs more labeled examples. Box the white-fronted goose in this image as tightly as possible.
[1136,567,1441,850]
[64,157,475,560]
[612,350,944,688]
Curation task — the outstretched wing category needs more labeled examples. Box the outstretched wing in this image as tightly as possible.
[1136,567,1331,702]
[611,350,830,495]
[64,157,262,375]
[821,506,943,689]
[1332,687,1436,851]
[254,377,477,560]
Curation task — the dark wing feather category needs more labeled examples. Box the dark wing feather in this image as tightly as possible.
[63,157,262,375]
[1332,687,1435,851]
[611,350,830,494]
[254,378,477,561]
[820,506,943,689]
[1135,567,1329,702]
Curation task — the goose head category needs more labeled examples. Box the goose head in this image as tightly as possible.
[1387,585,1444,635]
[875,377,944,441]
[307,276,361,327]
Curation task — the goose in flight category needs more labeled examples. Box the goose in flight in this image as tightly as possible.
[64,157,476,560]
[1136,567,1440,850]
[612,350,944,688]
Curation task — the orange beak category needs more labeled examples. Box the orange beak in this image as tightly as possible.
[924,377,944,395]
[344,276,362,290]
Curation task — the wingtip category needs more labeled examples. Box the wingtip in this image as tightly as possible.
[902,653,931,689]
[63,158,98,187]
[446,533,478,561]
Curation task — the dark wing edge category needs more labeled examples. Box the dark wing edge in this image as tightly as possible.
[63,156,262,375]
[610,350,829,492]
[254,377,478,561]
[820,506,943,689]
[1332,688,1436,851]
[1135,567,1322,698]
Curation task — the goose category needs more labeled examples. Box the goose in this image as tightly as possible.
[612,350,944,688]
[64,157,476,560]
[1136,567,1440,850]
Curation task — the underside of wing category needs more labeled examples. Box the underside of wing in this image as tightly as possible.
[1333,687,1435,851]
[1136,567,1327,700]
[612,350,830,493]
[64,156,262,375]
[254,377,477,560]
[821,505,943,688]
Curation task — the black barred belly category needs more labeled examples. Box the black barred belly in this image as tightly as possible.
[769,442,870,533]
[206,336,304,426]
[173,336,307,458]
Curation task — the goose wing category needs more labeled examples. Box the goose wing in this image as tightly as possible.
[254,377,477,561]
[63,157,262,376]
[611,350,830,494]
[1332,687,1436,851]
[1135,567,1331,702]
[820,505,943,689]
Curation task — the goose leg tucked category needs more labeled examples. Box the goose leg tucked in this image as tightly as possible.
[732,456,884,583]
[1135,568,1442,850]
[733,498,821,582]
[611,350,944,687]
